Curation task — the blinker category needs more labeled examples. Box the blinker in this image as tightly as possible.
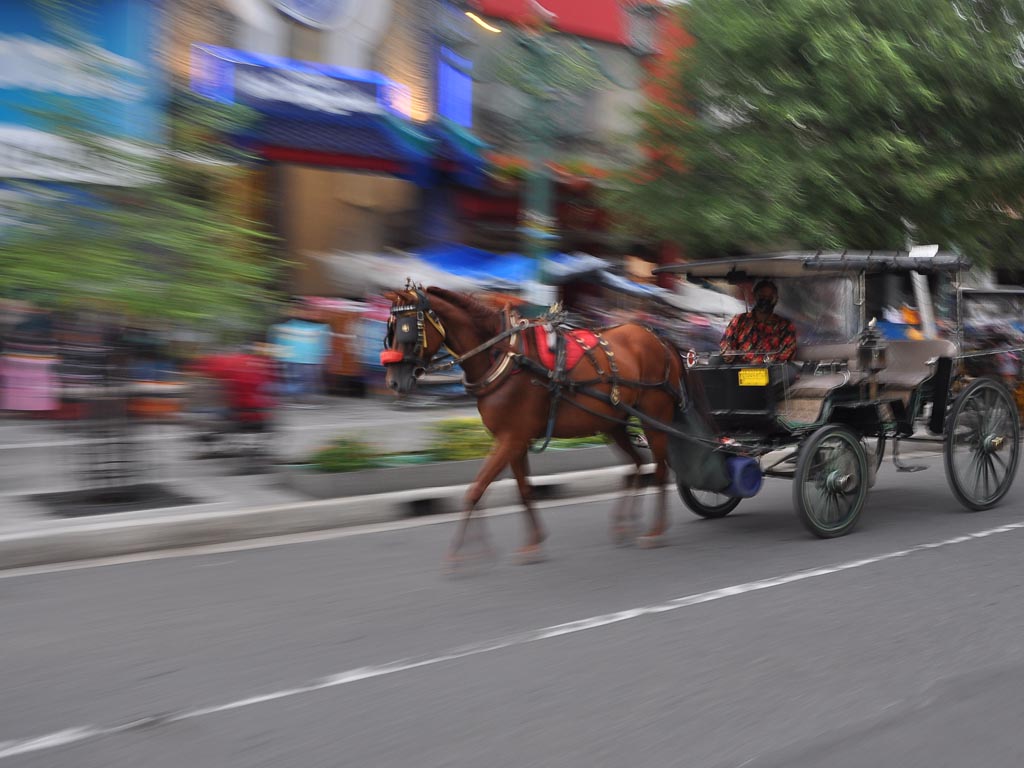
[394,319,419,345]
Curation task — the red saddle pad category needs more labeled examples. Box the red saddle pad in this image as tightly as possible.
[533,326,599,372]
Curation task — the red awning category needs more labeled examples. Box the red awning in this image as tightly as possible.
[473,0,628,45]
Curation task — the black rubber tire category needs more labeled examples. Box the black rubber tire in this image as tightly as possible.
[869,433,886,473]
[678,486,741,519]
[944,377,1021,511]
[864,433,886,488]
[793,425,868,538]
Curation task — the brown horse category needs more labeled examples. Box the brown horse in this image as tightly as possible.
[381,286,687,566]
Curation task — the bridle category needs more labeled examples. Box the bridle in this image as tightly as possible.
[379,285,535,391]
[379,285,448,373]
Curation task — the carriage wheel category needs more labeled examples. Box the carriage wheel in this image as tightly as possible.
[944,377,1020,511]
[678,487,741,519]
[793,425,868,538]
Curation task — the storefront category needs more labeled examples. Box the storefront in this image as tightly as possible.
[191,44,493,293]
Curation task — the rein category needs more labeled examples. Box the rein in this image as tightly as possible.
[427,313,538,375]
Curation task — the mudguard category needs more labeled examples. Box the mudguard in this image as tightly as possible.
[666,405,731,493]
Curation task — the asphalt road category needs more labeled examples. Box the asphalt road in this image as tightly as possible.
[3,452,1024,768]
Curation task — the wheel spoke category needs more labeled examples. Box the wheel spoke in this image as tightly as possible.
[833,492,850,522]
[970,448,985,498]
[823,493,837,523]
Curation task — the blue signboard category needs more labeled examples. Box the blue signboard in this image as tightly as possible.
[0,0,162,142]
[191,46,410,120]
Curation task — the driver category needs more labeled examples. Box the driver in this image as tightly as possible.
[720,279,797,364]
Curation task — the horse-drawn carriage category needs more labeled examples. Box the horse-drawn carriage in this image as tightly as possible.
[380,248,1021,566]
[654,250,1021,538]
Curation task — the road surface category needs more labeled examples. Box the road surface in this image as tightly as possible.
[2,454,1023,767]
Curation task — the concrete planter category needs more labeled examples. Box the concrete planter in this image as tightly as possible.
[283,444,625,501]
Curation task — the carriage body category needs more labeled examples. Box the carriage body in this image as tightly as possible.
[654,250,1021,538]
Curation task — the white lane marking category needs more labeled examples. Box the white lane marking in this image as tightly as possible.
[0,487,655,580]
[1,519,1023,761]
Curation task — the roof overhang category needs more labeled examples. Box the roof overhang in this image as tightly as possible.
[653,249,971,281]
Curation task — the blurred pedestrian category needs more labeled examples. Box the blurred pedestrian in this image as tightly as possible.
[0,304,59,415]
[190,342,277,463]
[268,304,331,406]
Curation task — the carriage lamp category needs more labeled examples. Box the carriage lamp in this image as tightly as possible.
[857,319,888,374]
[858,319,888,401]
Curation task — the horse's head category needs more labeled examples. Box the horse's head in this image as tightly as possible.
[379,286,447,394]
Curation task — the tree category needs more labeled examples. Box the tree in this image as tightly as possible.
[0,1,280,331]
[611,0,1024,265]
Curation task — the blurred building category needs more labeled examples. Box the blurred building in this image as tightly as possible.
[165,0,677,295]
[446,0,671,256]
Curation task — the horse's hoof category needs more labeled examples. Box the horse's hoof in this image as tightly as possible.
[513,545,547,565]
[610,526,635,547]
[442,547,497,577]
[636,533,668,549]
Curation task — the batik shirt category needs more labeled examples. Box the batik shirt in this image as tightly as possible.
[720,312,798,363]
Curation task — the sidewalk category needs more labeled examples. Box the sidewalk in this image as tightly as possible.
[0,394,641,568]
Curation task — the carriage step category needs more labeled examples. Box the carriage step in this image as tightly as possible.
[895,463,928,473]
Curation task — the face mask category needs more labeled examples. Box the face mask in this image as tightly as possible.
[754,297,775,314]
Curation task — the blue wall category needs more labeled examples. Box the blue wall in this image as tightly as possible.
[0,0,164,142]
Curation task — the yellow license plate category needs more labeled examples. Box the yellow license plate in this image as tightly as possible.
[738,368,769,386]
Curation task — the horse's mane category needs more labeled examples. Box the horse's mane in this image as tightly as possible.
[426,287,502,336]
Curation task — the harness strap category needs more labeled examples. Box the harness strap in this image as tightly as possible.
[461,310,534,396]
[561,383,730,451]
[429,311,538,376]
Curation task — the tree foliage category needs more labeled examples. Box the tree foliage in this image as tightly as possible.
[0,1,280,330]
[612,0,1024,264]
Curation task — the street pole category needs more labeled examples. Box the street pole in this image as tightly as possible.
[520,55,558,311]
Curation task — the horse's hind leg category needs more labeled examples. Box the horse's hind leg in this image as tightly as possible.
[607,427,644,545]
[509,450,547,564]
[637,428,672,548]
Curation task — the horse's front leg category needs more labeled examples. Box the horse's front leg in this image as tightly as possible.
[446,438,519,569]
[509,449,547,563]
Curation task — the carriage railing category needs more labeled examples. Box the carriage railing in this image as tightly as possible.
[717,347,793,363]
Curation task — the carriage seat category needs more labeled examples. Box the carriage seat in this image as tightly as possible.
[874,339,957,404]
[787,343,864,398]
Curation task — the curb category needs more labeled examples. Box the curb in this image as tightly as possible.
[0,464,647,570]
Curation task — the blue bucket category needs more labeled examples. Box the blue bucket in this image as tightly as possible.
[725,456,763,498]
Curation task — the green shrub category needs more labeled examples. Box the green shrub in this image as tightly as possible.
[308,419,612,472]
[427,417,608,461]
[311,438,384,473]
[428,418,495,462]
